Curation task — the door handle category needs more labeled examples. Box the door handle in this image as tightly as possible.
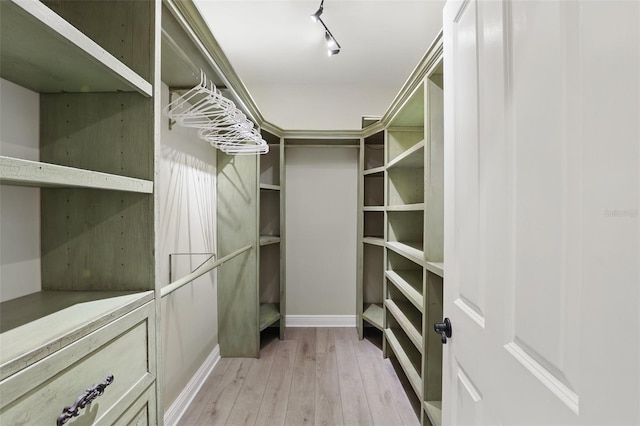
[434,318,452,344]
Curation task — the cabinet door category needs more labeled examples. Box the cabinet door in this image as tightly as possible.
[443,0,639,424]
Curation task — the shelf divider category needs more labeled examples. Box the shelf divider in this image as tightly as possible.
[424,401,442,426]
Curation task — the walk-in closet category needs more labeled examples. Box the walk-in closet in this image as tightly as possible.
[2,1,639,425]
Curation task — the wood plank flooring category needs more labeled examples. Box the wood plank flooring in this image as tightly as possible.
[179,327,420,426]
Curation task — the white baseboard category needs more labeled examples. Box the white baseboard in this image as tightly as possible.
[164,344,220,426]
[286,315,356,327]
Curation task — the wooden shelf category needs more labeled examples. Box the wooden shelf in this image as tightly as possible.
[0,0,151,96]
[363,205,385,212]
[385,299,422,353]
[425,261,444,278]
[0,290,154,381]
[0,156,153,193]
[384,328,423,399]
[386,241,424,266]
[386,203,425,212]
[259,235,281,246]
[363,237,385,247]
[385,270,423,312]
[424,401,442,426]
[387,140,425,169]
[259,183,281,191]
[362,303,384,330]
[259,303,281,331]
[363,166,385,176]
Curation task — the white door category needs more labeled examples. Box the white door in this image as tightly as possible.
[443,1,639,424]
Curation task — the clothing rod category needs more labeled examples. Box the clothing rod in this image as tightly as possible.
[285,145,360,148]
[161,244,252,297]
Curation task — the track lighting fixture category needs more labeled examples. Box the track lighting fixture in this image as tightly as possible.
[311,0,341,56]
[310,0,324,22]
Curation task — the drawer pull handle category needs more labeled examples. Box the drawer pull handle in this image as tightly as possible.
[56,374,114,426]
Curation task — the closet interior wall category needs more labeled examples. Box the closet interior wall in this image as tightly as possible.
[285,139,359,322]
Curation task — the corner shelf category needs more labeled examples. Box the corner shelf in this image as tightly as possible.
[362,303,384,330]
[363,166,385,176]
[386,140,425,169]
[386,203,425,212]
[259,183,281,191]
[425,261,444,278]
[424,401,442,426]
[363,237,385,247]
[259,303,281,331]
[259,235,281,246]
[0,156,153,193]
[0,0,151,96]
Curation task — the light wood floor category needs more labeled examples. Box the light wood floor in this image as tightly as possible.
[179,327,421,426]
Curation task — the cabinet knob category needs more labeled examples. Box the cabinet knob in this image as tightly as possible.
[434,318,452,344]
[57,374,114,426]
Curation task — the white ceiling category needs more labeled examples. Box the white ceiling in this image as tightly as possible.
[193,0,445,131]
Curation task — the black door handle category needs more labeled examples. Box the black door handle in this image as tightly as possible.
[434,318,452,344]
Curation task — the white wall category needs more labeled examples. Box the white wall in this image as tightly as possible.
[285,147,358,316]
[0,79,41,302]
[158,83,218,409]
[250,83,398,130]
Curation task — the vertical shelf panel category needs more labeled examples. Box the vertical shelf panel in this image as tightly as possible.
[40,92,154,292]
[425,75,445,264]
[423,271,444,407]
[217,152,259,357]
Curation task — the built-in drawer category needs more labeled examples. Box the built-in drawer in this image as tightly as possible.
[0,301,156,425]
[112,383,157,426]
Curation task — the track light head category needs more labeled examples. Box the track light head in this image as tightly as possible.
[312,0,340,57]
[325,32,338,50]
[310,0,324,22]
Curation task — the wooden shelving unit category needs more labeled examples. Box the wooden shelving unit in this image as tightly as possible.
[0,0,158,422]
[380,36,444,426]
[358,130,386,338]
[258,134,285,341]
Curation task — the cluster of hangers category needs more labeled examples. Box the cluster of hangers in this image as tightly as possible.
[164,71,268,155]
